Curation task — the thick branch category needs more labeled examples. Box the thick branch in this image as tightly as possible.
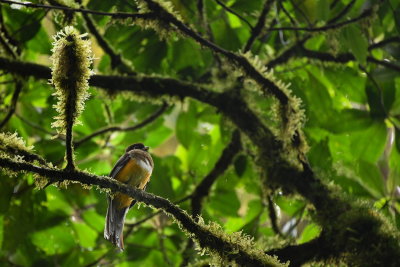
[0,156,281,267]
[0,146,48,166]
[266,235,329,267]
[1,57,400,265]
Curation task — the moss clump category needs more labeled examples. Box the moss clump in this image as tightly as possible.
[50,26,93,134]
[197,218,287,267]
[134,0,183,39]
[320,201,400,267]
[0,132,32,152]
[241,52,308,168]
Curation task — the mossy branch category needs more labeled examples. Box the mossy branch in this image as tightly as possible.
[0,132,48,166]
[0,54,399,267]
[50,27,92,170]
[0,155,284,267]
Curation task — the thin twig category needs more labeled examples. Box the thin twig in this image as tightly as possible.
[191,130,241,217]
[212,0,253,30]
[368,36,400,50]
[0,81,22,129]
[327,0,356,24]
[15,113,56,136]
[74,102,168,148]
[0,0,156,20]
[367,56,400,72]
[143,0,290,105]
[82,12,135,73]
[244,0,275,52]
[267,8,372,32]
[289,0,311,26]
[298,47,400,72]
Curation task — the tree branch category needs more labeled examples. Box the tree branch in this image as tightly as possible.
[327,0,356,24]
[191,130,241,217]
[142,0,290,106]
[0,155,282,267]
[212,0,253,30]
[0,81,22,129]
[267,7,372,32]
[1,57,399,265]
[265,235,329,267]
[0,0,156,20]
[244,0,275,52]
[369,36,400,50]
[299,47,400,72]
[81,12,135,73]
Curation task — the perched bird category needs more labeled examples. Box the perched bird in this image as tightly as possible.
[104,143,154,251]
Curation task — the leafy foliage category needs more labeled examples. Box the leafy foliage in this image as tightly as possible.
[0,0,399,266]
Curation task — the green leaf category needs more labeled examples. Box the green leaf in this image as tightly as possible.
[62,248,108,267]
[0,177,14,214]
[209,189,241,217]
[72,221,98,249]
[31,224,76,255]
[275,196,305,217]
[325,109,373,133]
[45,187,74,215]
[168,39,204,72]
[341,25,368,65]
[144,124,172,148]
[366,85,386,119]
[357,161,386,198]
[298,223,321,244]
[349,120,387,163]
[225,200,262,232]
[316,0,330,21]
[148,157,175,200]
[176,104,197,149]
[82,209,105,232]
[0,215,3,250]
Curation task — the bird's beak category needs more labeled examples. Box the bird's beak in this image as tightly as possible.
[145,146,149,151]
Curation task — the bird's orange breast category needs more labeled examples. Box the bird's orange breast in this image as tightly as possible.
[114,158,152,209]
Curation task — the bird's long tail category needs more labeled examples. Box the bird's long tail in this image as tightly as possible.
[104,196,129,251]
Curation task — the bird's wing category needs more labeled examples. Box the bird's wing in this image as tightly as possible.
[109,153,130,178]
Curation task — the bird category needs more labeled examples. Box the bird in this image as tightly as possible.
[104,143,154,251]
